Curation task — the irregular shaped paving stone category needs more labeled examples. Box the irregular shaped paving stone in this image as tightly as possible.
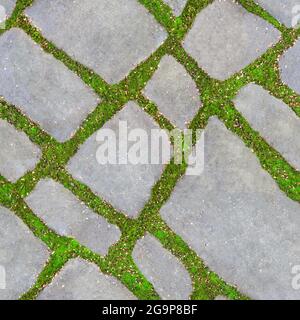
[234,83,300,171]
[143,55,200,129]
[279,38,300,95]
[0,206,49,299]
[133,234,192,300]
[38,258,136,300]
[164,0,187,16]
[26,0,167,84]
[255,0,300,28]
[160,117,300,300]
[0,119,41,182]
[25,179,121,256]
[67,102,170,218]
[0,0,16,20]
[0,28,99,142]
[183,0,281,80]
[215,296,229,300]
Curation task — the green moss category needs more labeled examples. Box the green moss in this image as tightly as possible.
[0,0,299,301]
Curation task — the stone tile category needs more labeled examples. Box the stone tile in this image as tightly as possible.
[234,83,300,171]
[255,0,300,28]
[279,38,300,95]
[0,0,16,19]
[26,0,167,84]
[183,0,281,80]
[38,258,136,300]
[0,119,41,182]
[133,234,192,300]
[215,296,229,300]
[164,0,187,16]
[143,55,200,129]
[67,102,170,218]
[160,117,300,300]
[0,28,99,142]
[25,179,121,256]
[0,206,49,299]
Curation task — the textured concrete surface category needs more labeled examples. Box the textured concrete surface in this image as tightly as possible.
[0,206,49,300]
[164,0,187,16]
[26,0,167,83]
[67,102,170,218]
[255,0,300,28]
[38,258,137,300]
[0,28,99,142]
[280,39,300,95]
[25,179,121,256]
[160,117,300,300]
[183,0,281,80]
[234,83,300,171]
[133,234,192,300]
[143,55,200,129]
[0,119,41,182]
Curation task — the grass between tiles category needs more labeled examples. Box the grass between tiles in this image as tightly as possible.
[0,0,299,301]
